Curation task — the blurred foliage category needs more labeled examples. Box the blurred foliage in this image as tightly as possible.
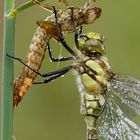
[0,0,140,140]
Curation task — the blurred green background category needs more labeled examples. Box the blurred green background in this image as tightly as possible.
[0,0,140,140]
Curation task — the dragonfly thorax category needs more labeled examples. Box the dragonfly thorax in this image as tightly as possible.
[74,56,111,96]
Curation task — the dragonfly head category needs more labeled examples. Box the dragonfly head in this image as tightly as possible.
[78,32,105,55]
[78,7,102,25]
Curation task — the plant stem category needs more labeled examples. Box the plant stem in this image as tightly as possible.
[1,1,15,140]
[7,0,45,17]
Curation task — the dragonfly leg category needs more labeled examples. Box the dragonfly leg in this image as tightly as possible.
[32,0,54,12]
[70,7,82,50]
[47,41,74,62]
[40,65,73,77]
[52,6,77,57]
[6,54,45,77]
[7,53,73,78]
[33,0,69,12]
[33,65,73,84]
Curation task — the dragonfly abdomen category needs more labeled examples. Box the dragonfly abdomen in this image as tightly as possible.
[79,89,106,140]
[14,27,49,108]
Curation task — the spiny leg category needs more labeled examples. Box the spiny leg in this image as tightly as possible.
[7,53,43,77]
[7,54,73,78]
[32,0,54,12]
[33,0,69,12]
[79,26,83,35]
[7,53,73,84]
[52,6,77,57]
[33,65,72,84]
[47,42,74,62]
[38,65,73,77]
[70,7,82,50]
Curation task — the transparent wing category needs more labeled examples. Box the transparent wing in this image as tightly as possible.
[97,96,140,140]
[109,73,140,115]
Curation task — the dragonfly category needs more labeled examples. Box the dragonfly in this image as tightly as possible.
[10,8,140,140]
[11,0,102,108]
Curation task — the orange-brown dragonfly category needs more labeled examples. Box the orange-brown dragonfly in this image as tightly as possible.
[10,0,102,108]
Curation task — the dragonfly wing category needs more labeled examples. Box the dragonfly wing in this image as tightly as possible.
[97,97,140,140]
[36,21,59,41]
[109,73,140,115]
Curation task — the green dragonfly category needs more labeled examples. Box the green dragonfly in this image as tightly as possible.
[8,6,140,140]
[33,32,140,140]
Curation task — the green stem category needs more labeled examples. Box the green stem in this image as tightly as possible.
[1,1,16,140]
[7,0,45,17]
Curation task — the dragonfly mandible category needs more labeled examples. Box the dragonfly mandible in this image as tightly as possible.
[11,0,102,108]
